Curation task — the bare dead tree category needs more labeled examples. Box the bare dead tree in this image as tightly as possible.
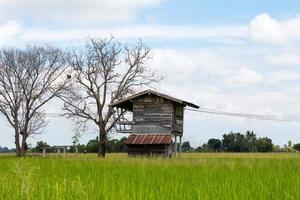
[60,37,159,157]
[0,46,70,156]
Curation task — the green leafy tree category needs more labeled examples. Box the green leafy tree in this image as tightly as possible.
[272,145,282,152]
[222,133,234,151]
[194,146,202,152]
[86,137,99,153]
[69,132,82,152]
[255,137,273,152]
[201,143,209,152]
[107,139,119,153]
[181,141,193,152]
[221,131,273,152]
[106,137,128,153]
[33,141,50,153]
[282,141,294,152]
[293,143,300,151]
[0,146,10,153]
[86,136,129,153]
[222,132,246,152]
[207,138,222,151]
[245,131,257,152]
[72,132,81,146]
[118,137,128,152]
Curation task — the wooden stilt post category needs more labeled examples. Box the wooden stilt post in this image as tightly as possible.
[57,148,61,155]
[179,136,182,157]
[63,147,66,157]
[43,148,46,158]
[174,136,177,157]
[165,145,168,158]
[75,146,78,154]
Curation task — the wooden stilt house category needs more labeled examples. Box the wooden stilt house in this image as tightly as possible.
[110,90,199,157]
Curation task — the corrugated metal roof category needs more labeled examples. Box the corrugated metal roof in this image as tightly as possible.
[110,89,199,109]
[125,135,172,145]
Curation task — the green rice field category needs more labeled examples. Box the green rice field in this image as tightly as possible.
[1,153,300,200]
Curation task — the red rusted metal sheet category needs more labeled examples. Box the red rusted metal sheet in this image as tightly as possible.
[134,135,145,144]
[143,135,155,144]
[125,135,172,145]
[151,135,162,144]
[125,135,135,144]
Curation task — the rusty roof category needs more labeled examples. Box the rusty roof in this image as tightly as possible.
[125,134,172,145]
[109,89,199,110]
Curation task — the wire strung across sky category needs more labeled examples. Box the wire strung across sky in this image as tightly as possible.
[185,107,300,123]
[44,107,300,123]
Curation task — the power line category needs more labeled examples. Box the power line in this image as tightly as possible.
[44,108,300,123]
[186,107,300,123]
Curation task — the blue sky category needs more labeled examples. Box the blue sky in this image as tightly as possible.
[1,0,300,148]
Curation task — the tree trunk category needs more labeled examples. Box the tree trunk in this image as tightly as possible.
[14,129,21,157]
[98,126,106,158]
[20,135,27,157]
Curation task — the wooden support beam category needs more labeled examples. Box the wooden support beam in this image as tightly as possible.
[63,147,66,157]
[122,109,126,131]
[165,144,168,158]
[179,136,182,157]
[43,148,46,158]
[174,136,177,157]
[75,146,78,154]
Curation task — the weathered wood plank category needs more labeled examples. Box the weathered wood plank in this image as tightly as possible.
[131,95,185,135]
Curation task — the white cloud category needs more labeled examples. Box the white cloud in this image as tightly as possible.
[150,49,198,80]
[150,48,251,86]
[249,13,300,44]
[0,21,248,46]
[148,49,287,116]
[0,0,162,25]
[225,69,263,87]
[265,53,300,66]
[21,25,247,43]
[5,12,300,48]
[0,20,21,44]
[268,70,300,83]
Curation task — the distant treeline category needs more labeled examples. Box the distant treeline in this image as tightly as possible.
[0,146,13,153]
[30,137,128,153]
[25,130,300,154]
[197,131,273,152]
[185,131,299,153]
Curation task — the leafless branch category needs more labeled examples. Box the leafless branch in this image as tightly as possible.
[59,37,161,157]
[0,46,70,156]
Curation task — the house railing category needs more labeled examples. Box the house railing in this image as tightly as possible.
[113,108,133,133]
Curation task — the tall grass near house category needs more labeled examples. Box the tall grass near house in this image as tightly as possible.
[0,153,300,199]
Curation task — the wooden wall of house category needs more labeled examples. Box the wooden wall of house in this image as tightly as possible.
[172,103,184,136]
[132,94,185,136]
[132,95,173,134]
